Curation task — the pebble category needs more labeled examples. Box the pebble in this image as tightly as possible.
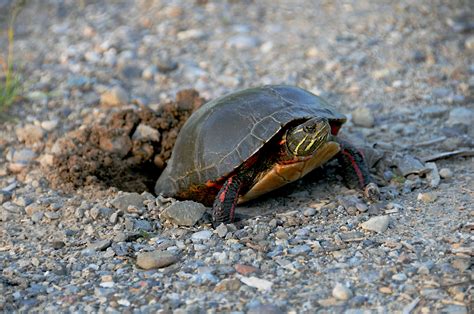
[235,264,259,275]
[426,162,440,188]
[214,278,241,292]
[396,155,429,177]
[239,276,273,291]
[160,200,206,226]
[215,223,228,238]
[88,239,112,251]
[136,251,179,270]
[100,86,129,106]
[391,273,407,281]
[131,124,160,142]
[447,107,474,126]
[352,107,375,128]
[439,168,453,179]
[303,207,316,216]
[247,304,284,314]
[226,35,260,49]
[191,230,213,241]
[16,124,45,144]
[417,192,437,203]
[361,215,390,233]
[110,193,146,212]
[332,283,353,300]
[288,245,311,255]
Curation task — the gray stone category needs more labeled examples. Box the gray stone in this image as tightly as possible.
[421,105,448,118]
[226,35,260,49]
[44,211,61,220]
[439,168,453,179]
[303,207,316,216]
[288,245,311,255]
[191,230,213,241]
[396,155,429,177]
[215,223,228,238]
[352,107,375,128]
[160,200,206,226]
[16,124,45,144]
[110,193,146,212]
[100,86,129,106]
[12,149,36,163]
[361,215,390,233]
[426,162,440,188]
[132,124,160,142]
[136,251,179,270]
[332,283,353,300]
[447,107,474,126]
[0,190,12,204]
[88,239,112,251]
[133,219,153,231]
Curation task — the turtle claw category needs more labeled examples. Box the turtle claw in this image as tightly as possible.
[364,182,380,202]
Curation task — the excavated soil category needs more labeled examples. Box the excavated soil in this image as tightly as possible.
[46,89,204,192]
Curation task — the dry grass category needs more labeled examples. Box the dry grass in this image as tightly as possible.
[0,0,26,116]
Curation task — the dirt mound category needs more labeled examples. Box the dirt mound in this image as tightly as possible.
[46,90,204,193]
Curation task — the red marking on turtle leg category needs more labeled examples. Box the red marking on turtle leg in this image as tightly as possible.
[213,175,242,227]
[341,150,366,188]
[336,139,373,189]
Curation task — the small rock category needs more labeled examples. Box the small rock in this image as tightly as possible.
[288,245,311,255]
[88,239,112,251]
[131,124,160,142]
[142,65,157,80]
[247,304,284,314]
[12,148,36,164]
[99,133,132,158]
[0,190,12,204]
[156,56,178,73]
[426,162,440,188]
[392,273,407,281]
[303,207,316,216]
[352,107,375,128]
[417,192,437,203]
[439,168,453,179]
[396,155,429,177]
[215,223,228,238]
[235,264,258,275]
[110,193,146,212]
[239,276,273,291]
[451,258,471,272]
[465,36,474,50]
[226,35,260,49]
[136,251,179,270]
[361,215,390,233]
[214,278,241,292]
[16,124,44,144]
[447,107,474,126]
[191,230,213,241]
[31,211,44,223]
[421,105,448,118]
[100,86,129,107]
[332,283,353,300]
[25,203,44,216]
[44,211,60,220]
[160,201,206,227]
[40,120,59,131]
[177,28,206,40]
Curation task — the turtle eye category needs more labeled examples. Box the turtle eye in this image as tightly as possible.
[303,124,316,133]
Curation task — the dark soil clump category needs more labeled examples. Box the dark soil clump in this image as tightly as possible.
[46,89,204,193]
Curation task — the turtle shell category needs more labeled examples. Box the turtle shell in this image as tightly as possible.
[155,85,346,204]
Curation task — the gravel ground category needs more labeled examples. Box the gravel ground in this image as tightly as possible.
[1,0,473,313]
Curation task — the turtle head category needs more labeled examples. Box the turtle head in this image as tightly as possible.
[286,117,330,156]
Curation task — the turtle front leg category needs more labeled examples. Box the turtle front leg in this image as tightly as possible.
[212,175,243,227]
[335,139,380,201]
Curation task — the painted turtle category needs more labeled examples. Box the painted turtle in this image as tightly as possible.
[155,85,378,225]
